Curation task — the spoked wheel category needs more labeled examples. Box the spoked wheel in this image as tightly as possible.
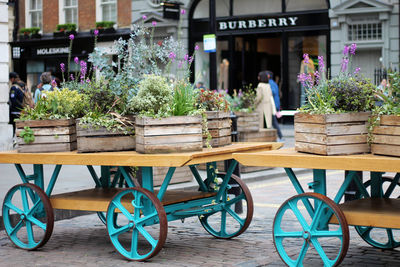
[355,177,400,249]
[2,183,54,250]
[106,187,167,261]
[273,193,349,267]
[199,172,254,239]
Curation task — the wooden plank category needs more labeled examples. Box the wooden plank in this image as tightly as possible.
[17,134,77,144]
[295,112,370,123]
[204,136,231,148]
[16,118,74,128]
[379,115,400,126]
[296,142,369,156]
[76,126,129,137]
[373,135,400,146]
[77,136,135,153]
[295,122,367,135]
[135,115,201,126]
[372,144,400,157]
[233,148,400,172]
[50,188,216,212]
[207,119,231,129]
[208,128,231,138]
[18,142,77,153]
[16,126,76,136]
[295,132,367,145]
[136,134,202,145]
[295,142,327,155]
[135,124,202,136]
[373,125,400,135]
[330,198,400,229]
[238,129,276,142]
[136,142,203,154]
[295,113,325,123]
[294,122,326,134]
[205,111,230,119]
[235,111,259,118]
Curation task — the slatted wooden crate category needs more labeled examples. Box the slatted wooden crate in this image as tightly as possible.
[204,111,232,148]
[135,116,203,154]
[295,112,370,156]
[371,115,400,157]
[235,111,259,133]
[153,166,194,186]
[16,119,76,153]
[76,119,135,153]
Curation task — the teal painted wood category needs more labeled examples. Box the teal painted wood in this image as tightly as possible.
[206,162,217,188]
[45,165,62,196]
[189,165,208,192]
[370,172,383,198]
[157,167,176,201]
[142,167,154,192]
[312,169,326,195]
[384,173,400,198]
[216,160,237,201]
[87,165,102,187]
[100,166,111,188]
[333,171,359,204]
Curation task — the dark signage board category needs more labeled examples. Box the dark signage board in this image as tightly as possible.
[163,2,181,20]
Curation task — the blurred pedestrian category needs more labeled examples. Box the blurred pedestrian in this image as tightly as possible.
[267,71,283,140]
[256,71,276,129]
[34,72,53,104]
[8,72,24,136]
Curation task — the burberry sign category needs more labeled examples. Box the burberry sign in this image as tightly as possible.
[218,16,298,31]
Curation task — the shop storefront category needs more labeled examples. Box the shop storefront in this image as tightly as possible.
[189,0,330,110]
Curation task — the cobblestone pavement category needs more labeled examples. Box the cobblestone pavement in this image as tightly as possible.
[1,170,400,266]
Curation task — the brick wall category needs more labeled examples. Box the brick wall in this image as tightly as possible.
[117,0,131,28]
[43,0,59,33]
[78,0,96,31]
[19,0,25,28]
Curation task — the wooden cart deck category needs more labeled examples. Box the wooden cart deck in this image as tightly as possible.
[233,148,400,228]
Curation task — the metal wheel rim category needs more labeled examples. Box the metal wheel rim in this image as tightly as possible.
[2,183,54,250]
[273,192,349,267]
[106,187,167,261]
[199,172,254,239]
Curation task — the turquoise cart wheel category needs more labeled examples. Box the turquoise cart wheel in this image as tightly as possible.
[106,187,167,261]
[355,177,400,249]
[2,183,54,250]
[273,193,349,267]
[199,172,254,239]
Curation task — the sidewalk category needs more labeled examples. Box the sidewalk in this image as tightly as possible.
[0,123,296,228]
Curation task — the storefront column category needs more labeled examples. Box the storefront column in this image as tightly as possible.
[209,0,217,90]
[0,0,12,150]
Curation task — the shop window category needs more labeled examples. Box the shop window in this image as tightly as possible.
[101,0,117,22]
[29,0,42,28]
[285,0,327,12]
[64,0,78,24]
[193,0,230,19]
[348,23,382,41]
[234,0,281,16]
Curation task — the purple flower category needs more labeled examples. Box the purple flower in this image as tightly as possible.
[318,56,324,72]
[354,67,361,75]
[350,43,357,55]
[314,70,320,84]
[169,52,176,62]
[184,54,189,61]
[142,15,147,20]
[152,21,157,27]
[238,89,243,98]
[69,34,74,40]
[343,45,349,56]
[297,73,312,87]
[341,58,349,72]
[60,63,65,72]
[74,57,79,64]
[70,74,75,81]
[51,79,57,87]
[188,56,193,64]
[303,53,309,64]
[181,9,186,15]
[94,29,99,36]
[80,60,87,77]
[178,61,183,69]
[195,45,199,51]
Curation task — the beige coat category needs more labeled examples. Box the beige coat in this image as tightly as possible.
[256,82,276,128]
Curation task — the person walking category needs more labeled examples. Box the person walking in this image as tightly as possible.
[267,71,283,141]
[34,72,53,104]
[256,71,276,130]
[8,72,25,136]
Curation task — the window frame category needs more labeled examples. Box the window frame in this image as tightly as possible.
[26,0,43,29]
[96,0,117,23]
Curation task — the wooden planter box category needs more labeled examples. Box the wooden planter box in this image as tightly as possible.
[295,112,370,156]
[204,111,232,147]
[235,111,259,133]
[76,119,135,153]
[16,119,76,153]
[153,166,194,186]
[372,115,400,157]
[135,116,202,154]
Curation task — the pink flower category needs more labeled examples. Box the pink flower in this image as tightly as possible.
[142,15,147,20]
[74,57,79,64]
[354,67,361,75]
[60,63,65,72]
[181,9,186,15]
[195,45,199,51]
[152,21,157,27]
[94,29,99,36]
[303,53,309,64]
[184,54,189,61]
[350,43,357,55]
[69,34,74,40]
[51,79,57,87]
[343,45,349,56]
[169,52,176,62]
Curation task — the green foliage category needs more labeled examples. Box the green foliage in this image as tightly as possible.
[377,70,400,115]
[96,21,115,29]
[172,80,197,116]
[56,23,77,32]
[128,75,173,117]
[79,112,135,135]
[225,85,258,113]
[19,27,40,35]
[196,89,230,112]
[19,89,88,120]
[20,126,35,144]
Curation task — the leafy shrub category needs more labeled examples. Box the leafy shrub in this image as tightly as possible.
[225,84,258,112]
[56,23,77,32]
[96,21,115,29]
[196,89,230,112]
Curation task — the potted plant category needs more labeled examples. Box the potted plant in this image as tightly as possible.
[93,21,115,34]
[370,71,400,157]
[30,27,41,38]
[295,44,375,155]
[196,88,231,147]
[16,88,87,153]
[54,23,77,37]
[19,27,41,39]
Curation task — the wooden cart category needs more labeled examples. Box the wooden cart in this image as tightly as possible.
[0,142,280,261]
[234,148,400,267]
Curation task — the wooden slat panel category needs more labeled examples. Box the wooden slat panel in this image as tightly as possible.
[295,142,327,155]
[153,166,193,186]
[330,198,400,229]
[294,122,326,134]
[135,116,201,126]
[136,142,203,154]
[207,119,231,129]
[380,115,400,126]
[136,134,202,145]
[205,111,230,119]
[17,134,77,144]
[295,132,367,145]
[135,124,202,136]
[326,123,367,135]
[16,119,74,128]
[50,188,217,212]
[16,126,76,136]
[373,135,400,145]
[18,142,77,153]
[324,112,370,123]
[77,136,135,153]
[209,128,231,138]
[295,113,325,123]
[373,125,400,135]
[372,144,400,157]
[76,126,128,137]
